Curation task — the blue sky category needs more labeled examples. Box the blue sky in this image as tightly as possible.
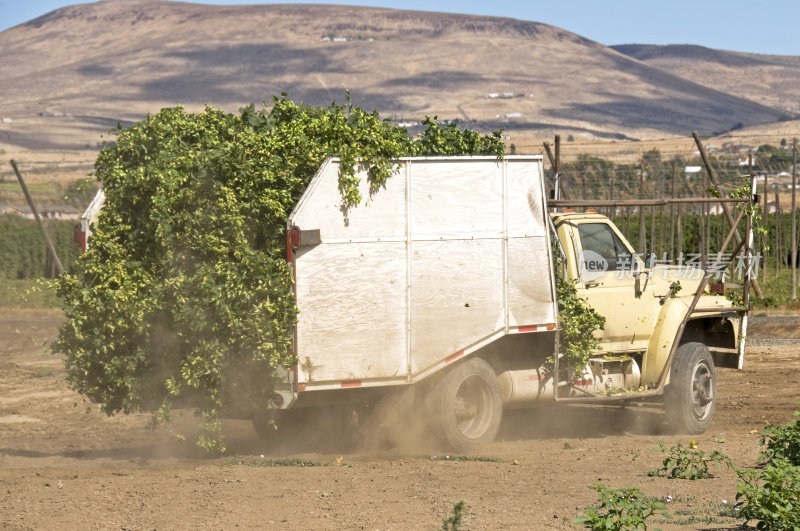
[1,0,799,56]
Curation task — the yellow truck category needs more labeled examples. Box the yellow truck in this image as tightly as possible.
[81,155,754,451]
[266,155,754,451]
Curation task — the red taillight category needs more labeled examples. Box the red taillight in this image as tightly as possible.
[286,226,301,262]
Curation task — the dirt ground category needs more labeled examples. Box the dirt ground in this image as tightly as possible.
[1,309,798,530]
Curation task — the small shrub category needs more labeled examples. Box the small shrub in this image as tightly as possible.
[735,458,800,531]
[441,500,466,531]
[760,406,800,466]
[648,440,730,480]
[574,484,669,530]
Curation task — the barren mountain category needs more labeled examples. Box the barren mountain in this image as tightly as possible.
[613,44,800,119]
[0,0,793,158]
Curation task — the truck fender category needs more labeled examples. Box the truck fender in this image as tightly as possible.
[641,297,690,387]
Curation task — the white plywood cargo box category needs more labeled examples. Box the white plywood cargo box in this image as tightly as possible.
[288,156,556,391]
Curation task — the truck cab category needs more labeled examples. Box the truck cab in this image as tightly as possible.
[551,211,741,381]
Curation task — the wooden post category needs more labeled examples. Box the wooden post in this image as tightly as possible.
[639,164,646,255]
[758,152,767,286]
[776,191,781,278]
[669,162,677,260]
[650,203,656,257]
[608,167,616,218]
[543,138,569,201]
[10,160,64,276]
[706,200,712,266]
[677,167,683,263]
[579,158,587,201]
[692,132,764,297]
[793,139,797,300]
[700,201,707,268]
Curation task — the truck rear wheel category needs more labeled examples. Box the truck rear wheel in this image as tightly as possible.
[428,358,502,452]
[665,342,716,434]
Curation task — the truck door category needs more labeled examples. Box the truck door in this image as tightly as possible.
[570,220,661,352]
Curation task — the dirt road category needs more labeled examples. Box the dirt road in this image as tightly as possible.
[1,310,798,529]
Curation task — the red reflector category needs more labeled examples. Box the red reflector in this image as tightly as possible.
[297,383,306,391]
[286,230,292,262]
[291,227,300,250]
[546,323,555,331]
[445,350,465,363]
[517,325,538,333]
[576,379,592,386]
[341,380,362,388]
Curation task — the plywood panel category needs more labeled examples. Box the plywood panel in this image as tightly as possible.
[507,160,547,237]
[410,239,505,372]
[507,236,556,326]
[291,160,407,241]
[409,161,503,239]
[295,241,407,382]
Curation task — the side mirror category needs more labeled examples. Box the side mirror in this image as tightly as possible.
[645,253,656,269]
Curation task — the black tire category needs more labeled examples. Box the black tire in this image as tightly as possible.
[427,358,503,452]
[665,342,716,434]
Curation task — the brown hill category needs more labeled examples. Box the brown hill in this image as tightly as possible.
[0,0,793,163]
[612,44,800,120]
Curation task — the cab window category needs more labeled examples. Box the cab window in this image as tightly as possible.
[577,223,633,272]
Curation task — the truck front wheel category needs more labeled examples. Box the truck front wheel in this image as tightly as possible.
[665,342,716,434]
[428,358,502,452]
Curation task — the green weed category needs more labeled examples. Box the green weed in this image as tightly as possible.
[648,440,730,480]
[441,500,466,531]
[735,458,800,530]
[759,405,800,466]
[574,484,669,530]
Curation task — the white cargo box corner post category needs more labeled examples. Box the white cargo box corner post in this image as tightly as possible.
[287,156,556,391]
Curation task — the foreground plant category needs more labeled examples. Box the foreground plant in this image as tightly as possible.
[441,500,466,531]
[760,405,800,466]
[735,458,800,531]
[648,440,731,480]
[574,484,669,530]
